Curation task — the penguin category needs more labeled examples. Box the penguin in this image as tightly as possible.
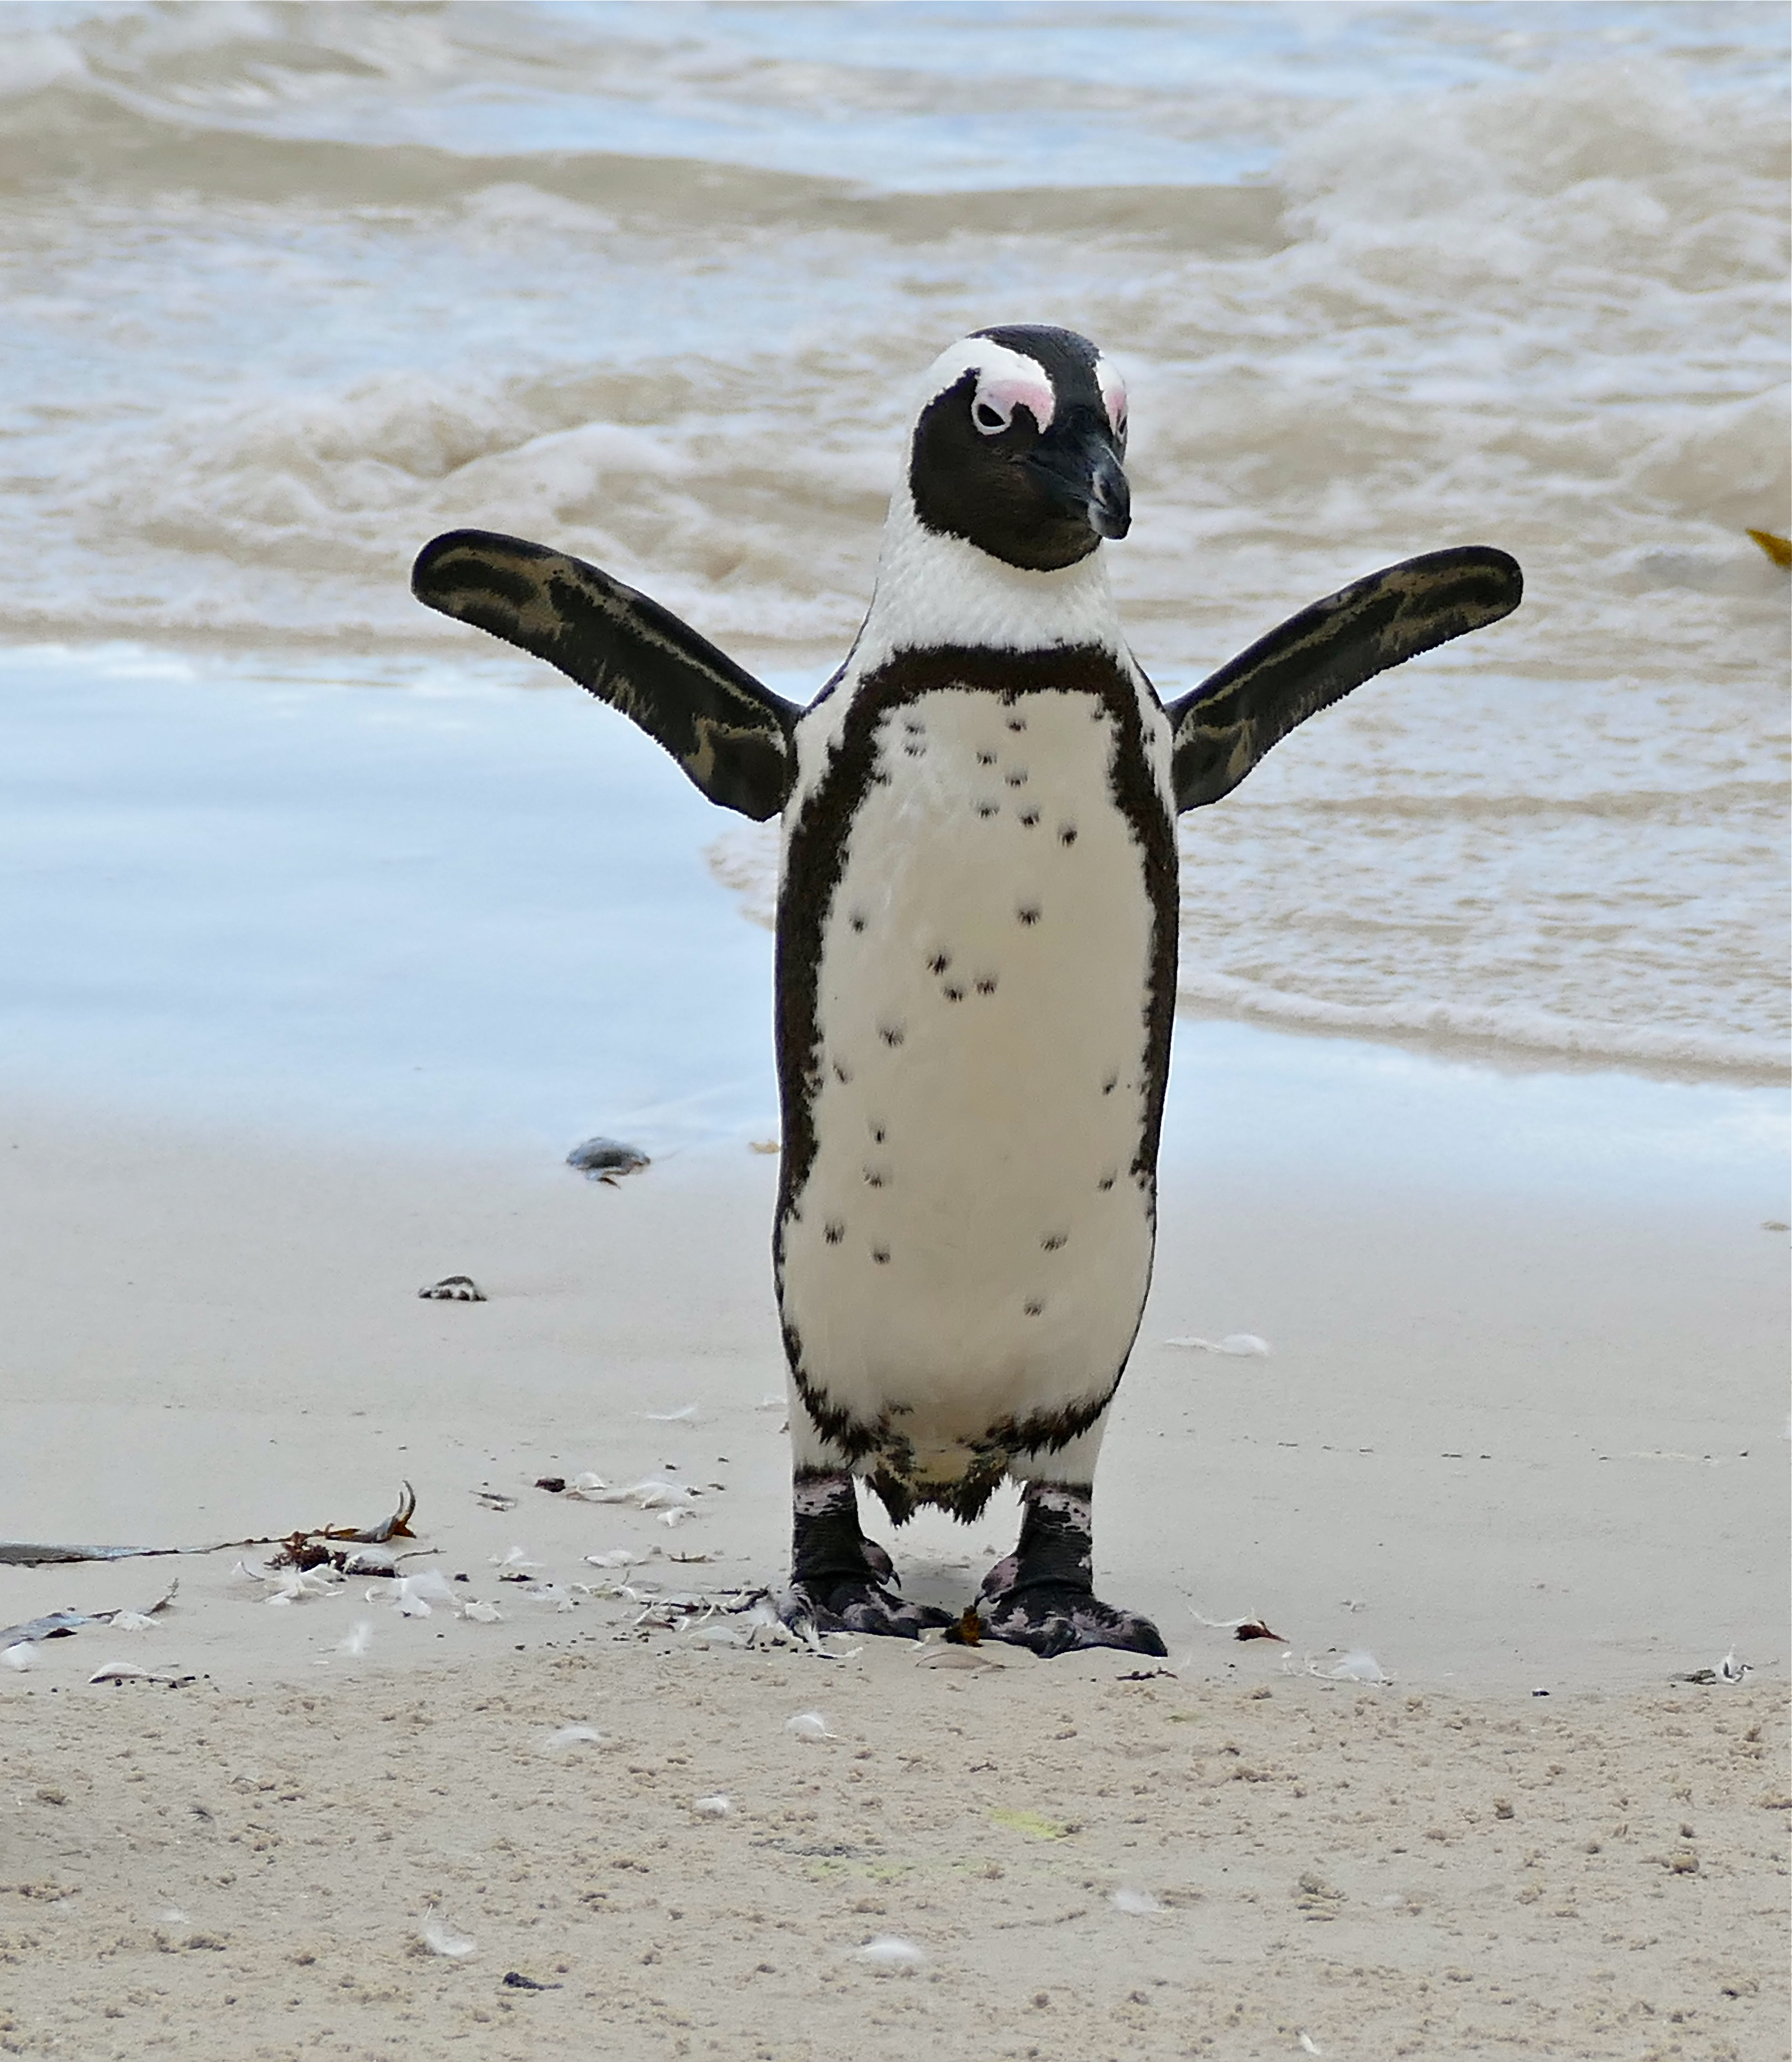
[413,324,1521,1657]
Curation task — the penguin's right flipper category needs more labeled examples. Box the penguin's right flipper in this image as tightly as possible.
[412,529,800,821]
[1165,545,1522,812]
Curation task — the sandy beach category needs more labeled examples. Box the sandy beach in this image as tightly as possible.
[2,1078,1786,2059]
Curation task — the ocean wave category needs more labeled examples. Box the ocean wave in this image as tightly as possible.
[1256,782,1789,824]
[1,4,1784,1072]
[21,365,892,646]
[2,41,1782,673]
[702,805,1789,1084]
[1171,966,1787,1081]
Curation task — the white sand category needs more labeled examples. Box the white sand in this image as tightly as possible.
[1,1094,1786,2057]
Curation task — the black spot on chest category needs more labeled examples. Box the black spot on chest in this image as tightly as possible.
[774,644,1180,1247]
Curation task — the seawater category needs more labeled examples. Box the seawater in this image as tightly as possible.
[1,2,1786,1080]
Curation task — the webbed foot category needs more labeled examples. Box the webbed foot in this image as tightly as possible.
[976,1480,1166,1659]
[979,1583,1166,1658]
[787,1467,952,1641]
[781,1580,954,1640]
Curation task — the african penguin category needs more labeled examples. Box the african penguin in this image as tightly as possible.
[413,324,1521,1657]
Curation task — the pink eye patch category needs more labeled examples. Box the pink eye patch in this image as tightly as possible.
[974,367,1056,434]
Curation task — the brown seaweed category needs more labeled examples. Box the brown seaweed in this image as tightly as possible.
[268,1482,418,1568]
[0,1484,417,1580]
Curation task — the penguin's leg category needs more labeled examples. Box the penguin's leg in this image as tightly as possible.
[779,1400,953,1640]
[977,1418,1168,1660]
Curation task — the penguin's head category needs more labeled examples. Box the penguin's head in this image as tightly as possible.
[906,326,1129,574]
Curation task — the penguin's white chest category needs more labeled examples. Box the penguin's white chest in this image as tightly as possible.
[779,685,1168,1465]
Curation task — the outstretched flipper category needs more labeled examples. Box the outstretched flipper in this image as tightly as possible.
[412,529,800,821]
[1166,545,1522,813]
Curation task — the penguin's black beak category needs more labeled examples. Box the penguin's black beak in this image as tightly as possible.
[1086,445,1131,540]
[1025,422,1131,542]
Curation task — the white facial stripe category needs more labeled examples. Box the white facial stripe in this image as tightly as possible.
[917,336,1056,432]
[1095,354,1126,433]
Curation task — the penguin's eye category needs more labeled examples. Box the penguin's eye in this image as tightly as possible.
[965,367,1052,437]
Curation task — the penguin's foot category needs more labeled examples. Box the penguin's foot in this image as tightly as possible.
[785,1466,953,1641]
[978,1583,1168,1659]
[780,1580,954,1641]
[975,1480,1168,1660]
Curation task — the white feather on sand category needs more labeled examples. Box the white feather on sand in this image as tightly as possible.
[387,1571,457,1617]
[568,1478,705,1517]
[418,1908,476,1959]
[682,1622,753,1648]
[542,1725,606,1750]
[235,1559,339,1605]
[785,1711,836,1740]
[854,1935,923,1969]
[632,1481,702,1510]
[264,1569,340,1606]
[1329,1650,1389,1683]
[915,1643,1003,1670]
[1188,1603,1278,1633]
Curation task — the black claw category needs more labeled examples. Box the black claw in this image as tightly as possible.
[783,1580,954,1640]
[979,1582,1168,1660]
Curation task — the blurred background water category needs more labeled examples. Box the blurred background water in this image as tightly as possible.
[0,1,1786,1118]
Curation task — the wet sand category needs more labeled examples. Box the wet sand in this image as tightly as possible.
[1,1094,1785,2058]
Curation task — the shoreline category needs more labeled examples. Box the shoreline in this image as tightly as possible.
[2,1071,1783,1700]
[4,640,1785,1112]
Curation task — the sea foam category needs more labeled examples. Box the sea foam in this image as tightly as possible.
[1,5,1783,1079]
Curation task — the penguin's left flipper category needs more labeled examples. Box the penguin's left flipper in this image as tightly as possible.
[411,529,800,822]
[1166,544,1522,813]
